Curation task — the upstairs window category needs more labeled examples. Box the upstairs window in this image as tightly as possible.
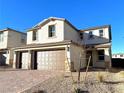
[0,32,4,42]
[120,54,123,57]
[21,34,26,43]
[99,30,103,37]
[32,30,38,41]
[80,32,83,39]
[88,31,93,39]
[48,25,55,37]
[98,50,105,61]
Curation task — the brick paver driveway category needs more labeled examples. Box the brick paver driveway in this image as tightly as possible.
[0,69,62,93]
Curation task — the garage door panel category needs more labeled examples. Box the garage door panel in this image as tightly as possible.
[37,50,65,70]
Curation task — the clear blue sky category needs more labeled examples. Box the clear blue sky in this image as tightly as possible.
[0,0,124,53]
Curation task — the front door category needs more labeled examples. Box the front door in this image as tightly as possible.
[86,51,93,66]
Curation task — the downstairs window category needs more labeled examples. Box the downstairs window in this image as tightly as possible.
[98,50,105,61]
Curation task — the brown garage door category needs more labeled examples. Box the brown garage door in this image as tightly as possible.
[37,50,65,70]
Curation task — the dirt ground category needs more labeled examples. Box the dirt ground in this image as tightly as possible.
[0,68,124,93]
[0,69,62,93]
[28,68,124,93]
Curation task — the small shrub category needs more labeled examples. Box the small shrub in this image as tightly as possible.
[119,71,124,77]
[33,90,45,93]
[97,73,104,82]
[74,88,89,93]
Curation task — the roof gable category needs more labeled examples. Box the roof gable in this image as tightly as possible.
[28,17,78,31]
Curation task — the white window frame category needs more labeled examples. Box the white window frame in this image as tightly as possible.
[32,30,38,41]
[21,34,26,43]
[99,29,104,37]
[88,31,93,39]
[48,25,56,37]
[98,50,105,61]
[0,32,4,42]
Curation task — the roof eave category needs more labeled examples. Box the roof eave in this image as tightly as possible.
[80,25,111,32]
[27,17,79,32]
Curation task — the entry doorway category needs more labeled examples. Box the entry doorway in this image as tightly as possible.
[31,51,37,70]
[86,51,93,66]
[16,52,22,69]
[0,52,7,66]
[16,51,29,69]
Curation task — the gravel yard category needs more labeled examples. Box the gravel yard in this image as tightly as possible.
[0,69,63,93]
[26,69,124,93]
[0,68,124,93]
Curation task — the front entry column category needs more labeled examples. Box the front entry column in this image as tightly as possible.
[28,50,32,69]
[13,51,17,68]
[6,50,9,65]
[13,51,21,69]
[104,48,111,68]
[92,49,97,67]
[65,45,71,72]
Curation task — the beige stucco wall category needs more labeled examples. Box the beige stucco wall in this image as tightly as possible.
[92,48,111,68]
[13,44,86,71]
[0,31,8,49]
[82,27,110,45]
[13,51,17,68]
[7,31,26,48]
[0,31,26,49]
[7,31,26,65]
[0,30,26,66]
[27,20,64,44]
[27,20,81,45]
[5,51,10,65]
[64,22,81,43]
[70,44,86,71]
[13,45,66,68]
[5,50,13,65]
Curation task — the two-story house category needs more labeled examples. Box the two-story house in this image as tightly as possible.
[0,28,26,66]
[13,17,86,71]
[13,17,112,71]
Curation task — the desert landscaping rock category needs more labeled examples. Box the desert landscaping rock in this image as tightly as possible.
[0,70,63,93]
[22,71,124,93]
[0,69,124,93]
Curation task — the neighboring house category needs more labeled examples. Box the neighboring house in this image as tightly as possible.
[0,28,26,66]
[13,17,112,71]
[112,53,124,59]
